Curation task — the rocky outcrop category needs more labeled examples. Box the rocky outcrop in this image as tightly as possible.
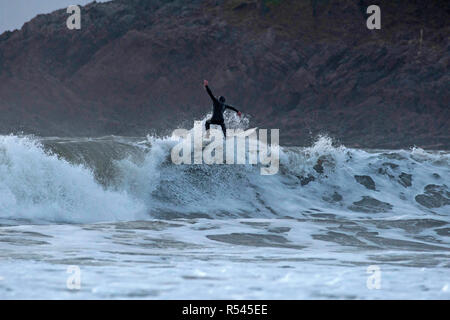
[415,184,450,208]
[354,175,376,190]
[0,0,448,148]
[398,172,412,187]
[349,196,393,213]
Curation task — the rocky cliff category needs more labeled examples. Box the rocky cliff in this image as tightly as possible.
[0,0,448,148]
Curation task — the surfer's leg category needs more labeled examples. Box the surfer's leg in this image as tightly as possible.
[205,119,212,139]
[220,123,227,137]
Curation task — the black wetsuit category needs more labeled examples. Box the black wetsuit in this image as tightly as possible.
[205,85,239,136]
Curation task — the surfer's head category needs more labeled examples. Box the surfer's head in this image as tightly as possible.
[219,96,226,103]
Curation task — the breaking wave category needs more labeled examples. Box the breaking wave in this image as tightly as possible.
[0,119,448,223]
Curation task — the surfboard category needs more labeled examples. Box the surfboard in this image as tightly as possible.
[203,127,258,141]
[202,127,259,152]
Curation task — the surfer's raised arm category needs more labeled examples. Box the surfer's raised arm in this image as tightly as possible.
[225,104,242,117]
[203,80,217,103]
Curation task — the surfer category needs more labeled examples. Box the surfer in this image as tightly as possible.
[203,80,241,137]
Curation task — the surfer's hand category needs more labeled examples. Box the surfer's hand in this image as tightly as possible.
[203,80,208,87]
[237,111,242,117]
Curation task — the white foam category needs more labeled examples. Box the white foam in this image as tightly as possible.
[0,127,449,223]
[0,135,145,223]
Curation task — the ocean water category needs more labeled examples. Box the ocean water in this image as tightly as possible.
[0,118,449,299]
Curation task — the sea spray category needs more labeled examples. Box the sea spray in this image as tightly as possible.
[0,135,144,223]
[0,132,448,223]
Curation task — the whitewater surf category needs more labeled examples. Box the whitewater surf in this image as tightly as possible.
[0,123,448,298]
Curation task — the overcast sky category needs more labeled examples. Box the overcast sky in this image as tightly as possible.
[0,0,110,34]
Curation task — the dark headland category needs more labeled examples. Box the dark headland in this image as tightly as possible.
[0,0,448,149]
